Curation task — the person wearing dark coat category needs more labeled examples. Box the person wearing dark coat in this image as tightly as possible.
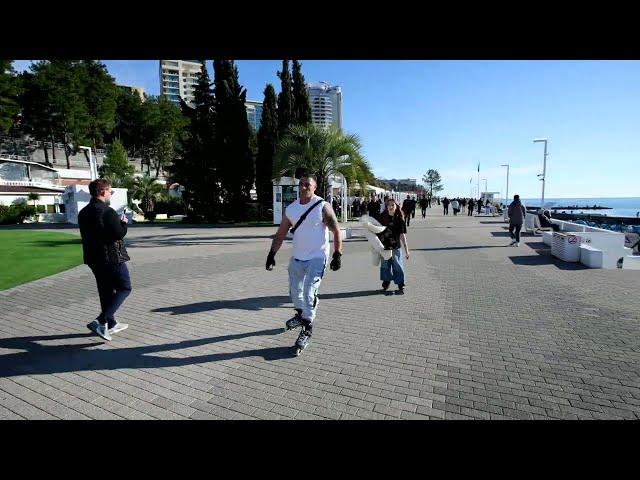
[79,179,132,341]
[507,194,527,247]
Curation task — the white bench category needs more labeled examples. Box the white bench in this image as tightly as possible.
[580,244,603,268]
[622,255,640,270]
[524,213,555,235]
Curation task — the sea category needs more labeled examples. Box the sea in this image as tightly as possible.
[519,197,640,219]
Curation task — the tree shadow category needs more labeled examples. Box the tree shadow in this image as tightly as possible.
[151,290,382,315]
[124,233,275,248]
[414,245,508,252]
[0,328,291,378]
[30,238,82,247]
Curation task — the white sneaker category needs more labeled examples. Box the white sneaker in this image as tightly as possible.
[514,242,519,247]
[89,322,112,341]
[109,322,129,334]
[509,240,516,246]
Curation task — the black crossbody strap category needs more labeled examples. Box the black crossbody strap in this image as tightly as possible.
[290,199,324,235]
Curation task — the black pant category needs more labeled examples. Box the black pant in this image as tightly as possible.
[89,262,132,328]
[509,223,522,243]
[468,207,474,216]
[404,211,411,226]
[421,207,426,218]
[443,206,449,215]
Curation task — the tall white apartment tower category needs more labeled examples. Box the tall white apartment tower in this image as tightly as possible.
[159,60,203,108]
[306,81,342,130]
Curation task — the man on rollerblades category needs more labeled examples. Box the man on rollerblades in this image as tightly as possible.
[265,175,343,355]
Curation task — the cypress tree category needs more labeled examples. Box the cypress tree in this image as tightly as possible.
[256,84,278,211]
[276,60,292,139]
[291,60,312,126]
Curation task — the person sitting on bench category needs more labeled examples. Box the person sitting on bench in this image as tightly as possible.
[538,209,560,232]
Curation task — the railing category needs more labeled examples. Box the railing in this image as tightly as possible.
[0,154,31,161]
[0,179,64,189]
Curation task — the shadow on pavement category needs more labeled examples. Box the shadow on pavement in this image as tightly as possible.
[151,290,382,315]
[0,328,291,378]
[508,253,589,270]
[414,245,508,251]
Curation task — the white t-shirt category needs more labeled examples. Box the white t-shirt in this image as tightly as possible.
[285,195,330,261]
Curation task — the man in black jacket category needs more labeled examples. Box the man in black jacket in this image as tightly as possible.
[79,179,131,341]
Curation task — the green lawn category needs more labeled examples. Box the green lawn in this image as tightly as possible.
[0,231,83,290]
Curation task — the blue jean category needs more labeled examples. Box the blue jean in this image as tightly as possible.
[89,262,132,328]
[380,247,405,285]
[288,256,327,324]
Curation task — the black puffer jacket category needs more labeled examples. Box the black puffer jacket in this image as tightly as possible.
[78,198,130,265]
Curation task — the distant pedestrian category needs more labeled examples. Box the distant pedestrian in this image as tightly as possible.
[507,194,527,247]
[402,196,413,226]
[451,198,459,215]
[467,198,475,216]
[419,194,428,218]
[442,197,450,215]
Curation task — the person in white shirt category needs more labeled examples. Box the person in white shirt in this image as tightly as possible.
[265,175,343,355]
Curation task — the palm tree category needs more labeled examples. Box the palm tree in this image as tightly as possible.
[132,174,163,216]
[27,192,40,222]
[274,124,374,199]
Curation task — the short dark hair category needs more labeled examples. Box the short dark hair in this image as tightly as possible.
[89,179,111,197]
[514,194,520,201]
[300,175,317,184]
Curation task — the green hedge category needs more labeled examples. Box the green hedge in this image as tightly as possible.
[0,204,37,225]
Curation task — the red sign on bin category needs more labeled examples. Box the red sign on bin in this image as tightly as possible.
[567,235,578,244]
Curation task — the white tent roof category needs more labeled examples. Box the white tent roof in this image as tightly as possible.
[366,185,386,194]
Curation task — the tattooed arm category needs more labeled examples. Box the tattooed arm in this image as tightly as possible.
[322,203,343,254]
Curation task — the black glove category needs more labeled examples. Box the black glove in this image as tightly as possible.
[330,251,342,271]
[265,250,276,271]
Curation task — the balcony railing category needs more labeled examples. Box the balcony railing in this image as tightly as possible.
[0,179,64,189]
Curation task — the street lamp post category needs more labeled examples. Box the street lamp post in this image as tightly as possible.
[78,146,97,181]
[336,156,350,224]
[481,177,487,202]
[533,138,548,208]
[500,164,509,220]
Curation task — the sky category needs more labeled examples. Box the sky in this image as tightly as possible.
[12,60,640,199]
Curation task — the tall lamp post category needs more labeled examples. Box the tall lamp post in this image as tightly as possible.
[500,164,509,220]
[78,146,97,181]
[533,138,548,208]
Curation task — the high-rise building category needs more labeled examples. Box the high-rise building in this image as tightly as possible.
[117,84,146,101]
[307,81,342,130]
[159,60,203,107]
[245,100,263,132]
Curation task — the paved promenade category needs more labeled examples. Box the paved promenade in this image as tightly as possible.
[1,208,639,420]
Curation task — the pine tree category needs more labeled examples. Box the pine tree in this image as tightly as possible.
[256,84,278,211]
[291,60,312,126]
[78,60,118,153]
[0,60,21,135]
[276,60,292,139]
[99,138,134,187]
[170,60,219,221]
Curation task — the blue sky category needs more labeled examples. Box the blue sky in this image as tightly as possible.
[13,60,640,199]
